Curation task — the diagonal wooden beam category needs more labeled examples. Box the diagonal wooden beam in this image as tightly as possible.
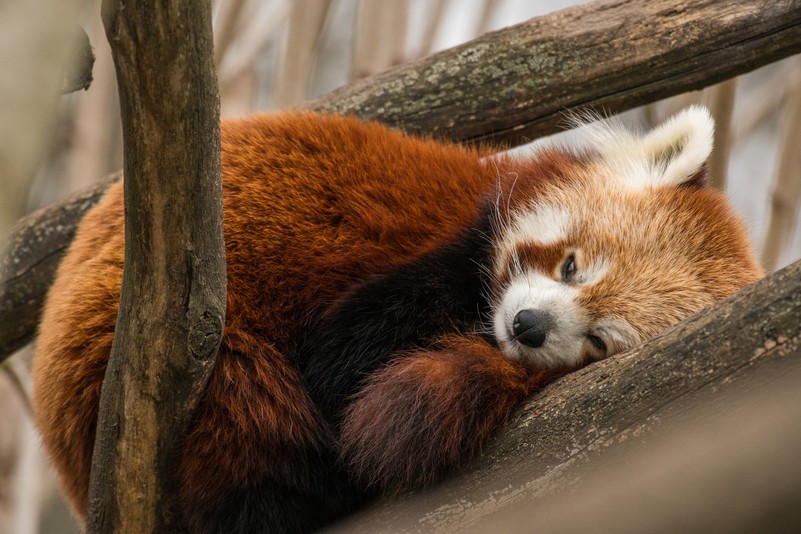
[310,0,801,146]
[331,257,801,532]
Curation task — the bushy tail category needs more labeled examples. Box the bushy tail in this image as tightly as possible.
[339,335,560,491]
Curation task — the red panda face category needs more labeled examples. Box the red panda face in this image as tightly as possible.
[489,106,763,369]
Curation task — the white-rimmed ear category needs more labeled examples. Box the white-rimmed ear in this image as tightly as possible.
[575,105,714,189]
[640,105,714,187]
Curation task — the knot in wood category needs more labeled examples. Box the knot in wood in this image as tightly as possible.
[188,310,223,360]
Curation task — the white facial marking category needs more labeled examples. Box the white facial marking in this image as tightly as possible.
[493,270,588,368]
[496,203,573,277]
[511,202,572,245]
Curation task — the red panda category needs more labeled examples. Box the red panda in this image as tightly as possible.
[32,107,763,533]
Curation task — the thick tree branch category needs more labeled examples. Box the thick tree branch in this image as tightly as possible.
[85,0,225,531]
[332,258,801,532]
[1,0,799,364]
[310,0,801,146]
[0,173,120,358]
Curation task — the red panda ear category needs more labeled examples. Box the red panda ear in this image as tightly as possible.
[639,105,714,188]
[681,161,709,189]
[576,105,714,190]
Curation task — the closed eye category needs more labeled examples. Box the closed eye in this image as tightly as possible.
[587,334,607,356]
[560,254,576,283]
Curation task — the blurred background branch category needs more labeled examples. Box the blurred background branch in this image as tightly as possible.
[0,1,90,532]
[761,56,801,272]
[60,28,95,95]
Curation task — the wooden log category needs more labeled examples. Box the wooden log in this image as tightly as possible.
[0,173,120,358]
[309,0,801,146]
[85,0,225,531]
[331,257,801,532]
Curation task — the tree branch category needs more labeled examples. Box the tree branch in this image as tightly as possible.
[309,0,801,146]
[332,257,801,532]
[0,172,120,358]
[61,26,95,94]
[2,0,800,359]
[85,0,225,531]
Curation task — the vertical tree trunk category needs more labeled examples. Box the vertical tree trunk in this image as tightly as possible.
[86,0,226,531]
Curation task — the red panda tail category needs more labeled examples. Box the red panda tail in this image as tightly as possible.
[339,335,560,491]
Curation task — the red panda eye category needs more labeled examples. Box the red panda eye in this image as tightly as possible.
[587,334,607,355]
[560,254,577,283]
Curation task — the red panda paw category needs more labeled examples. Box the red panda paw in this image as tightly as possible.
[339,335,544,492]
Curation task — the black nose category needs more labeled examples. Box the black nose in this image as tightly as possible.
[512,309,552,348]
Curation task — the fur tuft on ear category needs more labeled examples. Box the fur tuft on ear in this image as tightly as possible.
[640,105,714,187]
[573,105,714,189]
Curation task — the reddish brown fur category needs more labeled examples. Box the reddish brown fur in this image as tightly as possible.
[491,154,763,353]
[490,149,588,287]
[572,184,763,337]
[515,242,569,279]
[33,112,501,522]
[340,335,564,489]
[32,110,763,529]
[498,149,587,211]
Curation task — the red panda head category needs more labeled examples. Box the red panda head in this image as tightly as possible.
[489,106,763,369]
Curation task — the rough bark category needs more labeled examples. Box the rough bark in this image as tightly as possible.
[332,257,801,532]
[2,0,800,363]
[85,1,225,532]
[310,0,801,146]
[0,173,120,358]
